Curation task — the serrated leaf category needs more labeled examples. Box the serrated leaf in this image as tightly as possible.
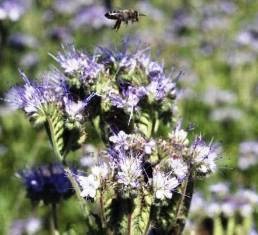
[45,104,64,159]
[131,194,152,235]
[136,112,152,138]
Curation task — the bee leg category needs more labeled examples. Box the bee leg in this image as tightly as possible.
[113,20,121,31]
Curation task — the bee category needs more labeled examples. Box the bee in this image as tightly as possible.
[105,9,146,31]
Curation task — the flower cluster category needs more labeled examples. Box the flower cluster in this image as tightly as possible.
[77,129,218,201]
[20,163,75,204]
[187,182,258,234]
[7,44,219,234]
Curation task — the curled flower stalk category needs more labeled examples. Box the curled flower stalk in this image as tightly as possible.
[6,44,219,234]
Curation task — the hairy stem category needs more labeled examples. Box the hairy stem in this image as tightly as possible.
[127,212,132,235]
[170,172,194,235]
[64,167,89,217]
[99,187,106,228]
[46,118,88,217]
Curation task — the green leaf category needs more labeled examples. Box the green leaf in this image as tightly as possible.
[131,193,152,235]
[136,112,153,138]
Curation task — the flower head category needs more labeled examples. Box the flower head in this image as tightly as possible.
[0,0,28,21]
[51,46,103,82]
[64,94,94,123]
[5,72,59,118]
[152,169,179,200]
[20,164,74,204]
[191,137,218,175]
[238,141,258,170]
[77,174,100,198]
[115,152,143,189]
[169,157,188,181]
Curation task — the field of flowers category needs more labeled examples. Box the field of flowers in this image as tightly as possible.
[0,0,258,234]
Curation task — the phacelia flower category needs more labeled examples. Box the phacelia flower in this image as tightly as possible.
[20,164,74,204]
[238,141,258,170]
[51,46,88,75]
[107,86,146,118]
[6,72,59,118]
[91,163,109,180]
[191,138,218,175]
[77,174,100,198]
[64,94,94,123]
[109,131,129,151]
[109,131,156,155]
[169,157,188,181]
[169,127,189,146]
[0,0,28,21]
[152,170,179,200]
[147,75,176,101]
[116,153,143,189]
[10,217,42,235]
[51,46,103,82]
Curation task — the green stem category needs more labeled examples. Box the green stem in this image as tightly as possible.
[50,203,60,235]
[214,216,224,235]
[226,216,235,235]
[127,212,132,235]
[99,187,106,228]
[46,118,89,217]
[64,167,89,217]
[171,172,194,235]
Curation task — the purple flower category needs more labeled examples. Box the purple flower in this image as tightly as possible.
[51,46,103,83]
[20,163,75,204]
[51,46,89,75]
[63,94,94,123]
[147,76,176,100]
[0,0,29,21]
[10,217,42,235]
[122,86,146,110]
[41,68,67,96]
[237,28,258,51]
[238,141,258,170]
[191,137,218,175]
[107,86,146,119]
[147,61,164,80]
[19,52,39,69]
[169,157,188,181]
[109,131,156,155]
[48,26,73,44]
[114,151,143,189]
[109,131,130,151]
[5,72,62,120]
[152,169,179,200]
[8,33,38,50]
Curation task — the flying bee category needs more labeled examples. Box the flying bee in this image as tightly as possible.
[105,9,146,31]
